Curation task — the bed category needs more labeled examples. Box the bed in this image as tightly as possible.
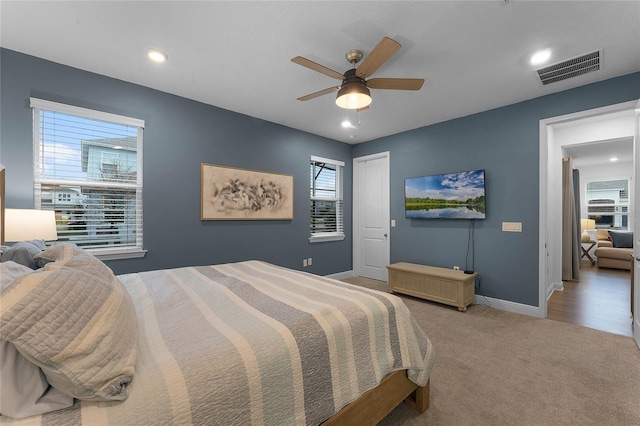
[0,241,434,425]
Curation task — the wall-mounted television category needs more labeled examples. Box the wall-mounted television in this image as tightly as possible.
[404,169,486,219]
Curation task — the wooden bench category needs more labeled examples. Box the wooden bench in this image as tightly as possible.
[387,262,477,311]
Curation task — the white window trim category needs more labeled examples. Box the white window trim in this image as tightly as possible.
[310,155,345,167]
[310,156,345,243]
[309,232,345,243]
[87,246,147,261]
[31,97,146,259]
[30,98,145,128]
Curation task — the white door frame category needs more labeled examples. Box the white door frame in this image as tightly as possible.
[539,99,638,321]
[634,98,640,348]
[353,151,390,279]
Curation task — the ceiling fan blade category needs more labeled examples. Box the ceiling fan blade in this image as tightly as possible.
[291,56,345,80]
[367,78,425,90]
[297,86,340,101]
[356,37,401,79]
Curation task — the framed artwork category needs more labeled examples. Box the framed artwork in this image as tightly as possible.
[201,163,294,220]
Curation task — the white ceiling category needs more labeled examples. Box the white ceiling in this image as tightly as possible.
[1,1,638,144]
[564,137,634,168]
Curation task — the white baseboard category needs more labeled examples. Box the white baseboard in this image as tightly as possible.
[326,270,355,280]
[329,270,546,319]
[547,281,564,301]
[475,295,544,318]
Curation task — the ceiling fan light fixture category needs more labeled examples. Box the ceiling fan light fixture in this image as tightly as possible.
[336,82,371,110]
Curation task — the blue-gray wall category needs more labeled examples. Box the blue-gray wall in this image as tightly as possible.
[0,48,353,276]
[2,47,639,307]
[353,72,640,306]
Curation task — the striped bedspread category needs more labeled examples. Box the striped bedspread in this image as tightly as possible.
[1,261,434,426]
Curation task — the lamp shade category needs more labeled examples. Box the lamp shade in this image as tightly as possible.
[335,82,372,110]
[5,209,58,242]
[580,219,595,231]
[580,218,595,242]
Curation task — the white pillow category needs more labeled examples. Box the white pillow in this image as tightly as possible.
[0,340,74,418]
[0,260,34,281]
[0,262,74,418]
[1,244,138,401]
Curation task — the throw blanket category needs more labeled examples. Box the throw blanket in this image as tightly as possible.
[1,261,434,426]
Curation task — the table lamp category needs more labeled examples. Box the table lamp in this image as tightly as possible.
[4,209,58,242]
[580,218,595,242]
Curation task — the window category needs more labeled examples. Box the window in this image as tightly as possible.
[585,179,629,230]
[31,98,145,260]
[310,156,345,243]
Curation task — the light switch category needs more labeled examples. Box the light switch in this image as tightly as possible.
[391,219,396,227]
[502,222,522,232]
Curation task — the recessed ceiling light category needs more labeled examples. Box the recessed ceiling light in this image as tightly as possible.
[147,49,168,63]
[610,157,618,162]
[530,49,551,66]
[341,120,352,128]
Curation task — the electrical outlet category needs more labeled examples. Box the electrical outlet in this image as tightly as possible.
[308,257,312,266]
[453,265,460,271]
[303,259,308,267]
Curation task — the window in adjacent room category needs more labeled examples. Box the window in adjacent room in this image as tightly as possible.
[31,98,146,260]
[585,179,629,230]
[310,156,345,243]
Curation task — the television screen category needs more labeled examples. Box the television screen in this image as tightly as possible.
[405,169,486,219]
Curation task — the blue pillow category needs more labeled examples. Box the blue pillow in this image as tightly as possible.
[0,240,46,269]
[608,231,633,248]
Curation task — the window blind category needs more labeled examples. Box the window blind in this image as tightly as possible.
[31,98,144,256]
[310,156,344,238]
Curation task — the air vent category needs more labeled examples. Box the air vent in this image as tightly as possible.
[536,50,601,85]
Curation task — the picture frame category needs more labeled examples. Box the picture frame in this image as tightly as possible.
[201,163,294,220]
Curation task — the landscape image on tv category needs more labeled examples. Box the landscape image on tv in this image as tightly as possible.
[405,169,486,219]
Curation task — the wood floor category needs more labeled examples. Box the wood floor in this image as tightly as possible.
[547,260,633,337]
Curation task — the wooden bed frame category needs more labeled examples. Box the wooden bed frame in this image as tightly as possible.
[324,370,430,425]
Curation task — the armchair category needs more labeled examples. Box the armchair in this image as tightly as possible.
[595,229,612,248]
[594,229,633,270]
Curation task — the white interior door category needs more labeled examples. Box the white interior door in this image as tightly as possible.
[634,99,640,349]
[353,152,390,281]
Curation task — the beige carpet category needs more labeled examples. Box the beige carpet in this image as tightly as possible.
[341,277,640,426]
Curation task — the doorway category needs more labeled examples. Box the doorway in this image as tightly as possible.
[539,100,638,343]
[549,140,634,335]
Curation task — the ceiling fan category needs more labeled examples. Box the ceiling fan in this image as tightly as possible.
[291,36,424,110]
